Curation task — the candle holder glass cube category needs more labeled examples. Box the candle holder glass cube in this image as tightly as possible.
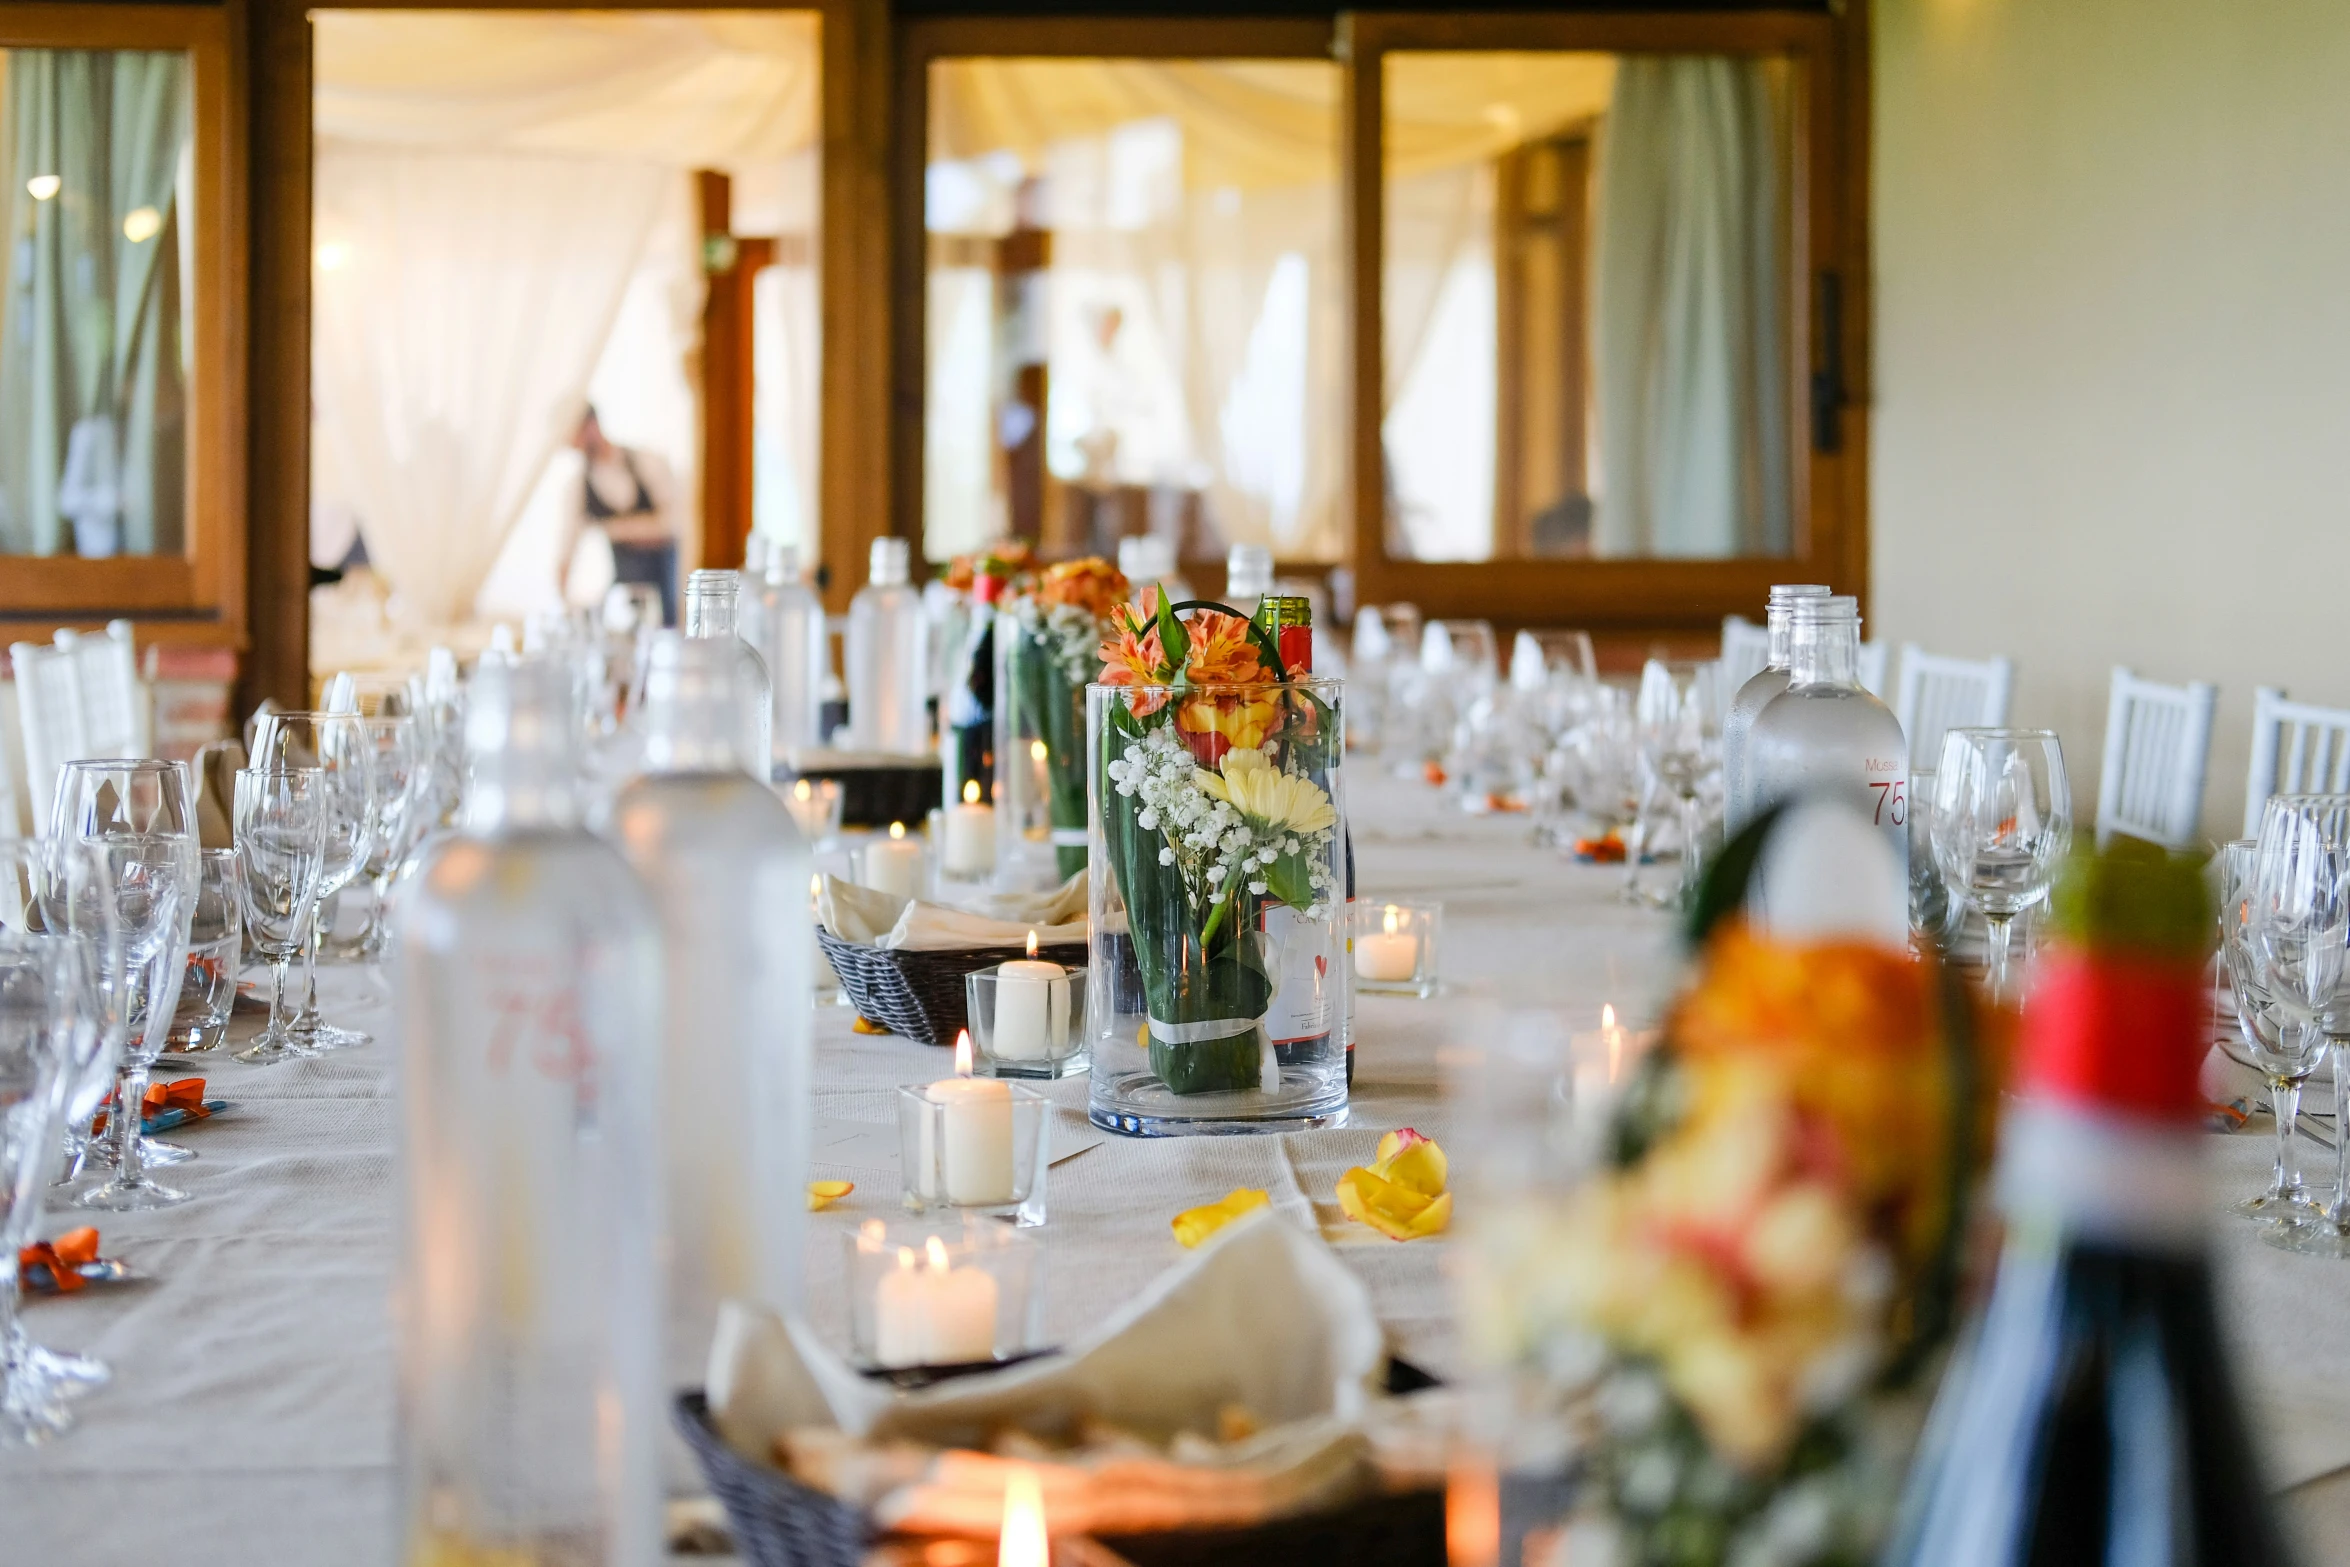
[966,963,1089,1079]
[896,1080,1050,1226]
[845,1218,1047,1374]
[781,776,844,848]
[1351,900,1441,997]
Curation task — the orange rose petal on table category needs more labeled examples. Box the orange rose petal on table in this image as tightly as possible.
[1172,1188,1270,1249]
[851,1015,889,1035]
[806,1181,854,1212]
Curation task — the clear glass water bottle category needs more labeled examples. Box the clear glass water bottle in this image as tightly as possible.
[846,537,931,754]
[1747,595,1910,876]
[741,535,830,761]
[393,656,664,1567]
[1721,583,1830,834]
[1225,542,1274,618]
[611,634,814,1418]
[683,568,774,782]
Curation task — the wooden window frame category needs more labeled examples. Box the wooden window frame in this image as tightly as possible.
[0,5,248,646]
[1342,8,1869,635]
[889,16,1340,592]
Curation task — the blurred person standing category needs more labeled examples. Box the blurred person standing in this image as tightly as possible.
[561,405,682,625]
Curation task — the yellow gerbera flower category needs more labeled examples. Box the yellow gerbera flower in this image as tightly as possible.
[1198,749,1334,835]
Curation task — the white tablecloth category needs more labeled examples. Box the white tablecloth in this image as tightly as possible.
[4,769,2348,1561]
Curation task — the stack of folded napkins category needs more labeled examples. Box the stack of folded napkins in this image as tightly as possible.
[707,1215,1389,1536]
[817,871,1089,951]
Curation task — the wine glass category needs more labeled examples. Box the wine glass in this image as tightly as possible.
[2250,796,2350,1258]
[350,714,426,961]
[0,928,78,1442]
[232,768,331,1067]
[2216,837,2330,1221]
[1635,660,1720,908]
[0,838,119,1407]
[250,712,377,1049]
[1930,729,2071,1006]
[49,760,199,1213]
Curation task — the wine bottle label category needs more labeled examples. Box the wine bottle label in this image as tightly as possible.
[1997,1100,2207,1250]
[1259,903,1335,1046]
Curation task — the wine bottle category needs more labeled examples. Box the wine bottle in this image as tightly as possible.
[1886,844,2297,1567]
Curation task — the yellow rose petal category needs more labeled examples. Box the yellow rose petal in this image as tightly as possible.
[1336,1164,1450,1240]
[806,1180,854,1212]
[1377,1133,1448,1198]
[1172,1188,1270,1249]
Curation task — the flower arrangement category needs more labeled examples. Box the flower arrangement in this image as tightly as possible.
[1488,925,1998,1566]
[1001,558,1130,880]
[940,541,1038,595]
[1095,595,1342,1098]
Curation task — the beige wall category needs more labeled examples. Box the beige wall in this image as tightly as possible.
[1871,0,2350,842]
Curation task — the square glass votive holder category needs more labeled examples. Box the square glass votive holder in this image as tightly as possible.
[783,776,845,847]
[1352,899,1441,996]
[845,1217,1047,1373]
[897,1079,1051,1226]
[966,962,1089,1079]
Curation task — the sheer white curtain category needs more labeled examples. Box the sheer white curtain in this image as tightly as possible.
[311,142,666,624]
[1591,57,1791,559]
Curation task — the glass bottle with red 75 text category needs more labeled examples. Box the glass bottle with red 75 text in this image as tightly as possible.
[392,656,665,1567]
[1747,595,1909,880]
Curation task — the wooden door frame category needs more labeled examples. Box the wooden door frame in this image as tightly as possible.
[0,4,249,646]
[242,0,888,710]
[1341,7,1870,634]
[889,17,1339,582]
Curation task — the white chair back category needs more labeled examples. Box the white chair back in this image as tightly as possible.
[60,621,150,758]
[2244,687,2350,838]
[1719,615,1772,692]
[1857,642,1889,698]
[0,691,24,839]
[2094,667,2217,850]
[1895,644,2015,772]
[11,640,91,835]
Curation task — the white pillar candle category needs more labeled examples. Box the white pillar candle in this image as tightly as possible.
[1354,906,1420,983]
[943,778,997,877]
[873,1237,999,1368]
[862,821,925,899]
[992,933,1067,1061]
[920,1031,1016,1203]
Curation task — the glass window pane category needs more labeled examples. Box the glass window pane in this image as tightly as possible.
[0,47,195,559]
[924,57,1343,567]
[1383,50,1795,563]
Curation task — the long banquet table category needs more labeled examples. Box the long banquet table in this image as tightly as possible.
[8,768,2350,1562]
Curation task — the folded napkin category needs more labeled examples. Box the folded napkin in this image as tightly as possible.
[706,1213,1386,1536]
[92,1078,224,1138]
[818,870,1089,951]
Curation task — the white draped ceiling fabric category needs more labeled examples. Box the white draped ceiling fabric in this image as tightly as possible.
[310,12,818,626]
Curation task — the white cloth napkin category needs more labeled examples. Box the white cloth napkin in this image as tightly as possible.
[706,1213,1388,1534]
[817,871,1090,951]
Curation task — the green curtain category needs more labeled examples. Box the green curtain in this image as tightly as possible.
[0,48,190,557]
[1591,57,1792,560]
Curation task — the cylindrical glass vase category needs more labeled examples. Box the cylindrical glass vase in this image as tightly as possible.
[994,608,1092,892]
[1086,677,1349,1135]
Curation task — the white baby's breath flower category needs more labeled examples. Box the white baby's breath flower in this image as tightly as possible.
[1158,847,1175,866]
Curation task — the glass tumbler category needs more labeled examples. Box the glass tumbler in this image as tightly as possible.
[896,1078,1051,1226]
[164,849,244,1057]
[845,1218,1046,1373]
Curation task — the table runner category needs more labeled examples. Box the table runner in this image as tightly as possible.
[3,769,2347,1561]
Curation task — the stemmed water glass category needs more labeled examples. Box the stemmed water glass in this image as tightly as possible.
[232,768,331,1067]
[2217,837,2330,1220]
[0,838,120,1413]
[1634,660,1719,907]
[250,712,376,1049]
[49,760,199,1213]
[1930,729,2071,1006]
[0,928,80,1442]
[2251,796,2350,1258]
[350,715,426,960]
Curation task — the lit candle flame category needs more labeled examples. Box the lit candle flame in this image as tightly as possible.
[1383,906,1400,937]
[889,821,906,840]
[1026,929,1039,959]
[1602,1004,1622,1084]
[925,1235,952,1273]
[955,1028,975,1076]
[1601,1003,1616,1029]
[1030,739,1049,764]
[795,778,812,801]
[861,1218,888,1248]
[999,1463,1048,1567]
[964,778,982,805]
[895,1245,917,1271]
